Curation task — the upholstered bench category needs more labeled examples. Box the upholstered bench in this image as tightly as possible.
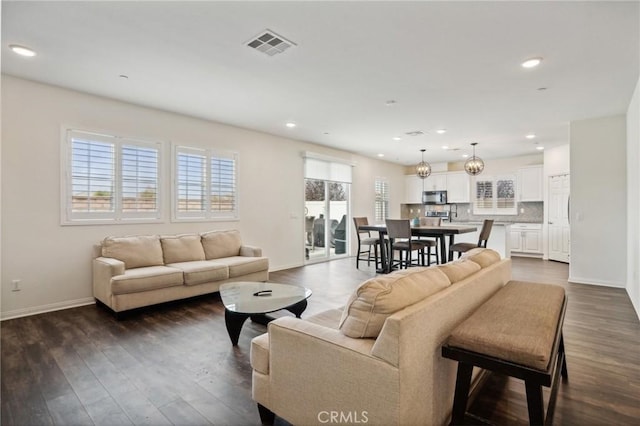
[442,280,568,426]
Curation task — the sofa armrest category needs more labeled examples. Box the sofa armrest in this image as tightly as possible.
[240,245,262,257]
[92,257,125,306]
[257,316,399,425]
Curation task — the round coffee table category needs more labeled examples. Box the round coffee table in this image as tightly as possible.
[219,282,312,345]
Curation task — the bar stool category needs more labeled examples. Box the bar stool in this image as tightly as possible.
[386,219,429,269]
[419,217,442,265]
[448,219,494,261]
[353,217,382,269]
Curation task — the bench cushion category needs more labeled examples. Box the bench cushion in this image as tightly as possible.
[447,281,566,371]
[339,267,451,338]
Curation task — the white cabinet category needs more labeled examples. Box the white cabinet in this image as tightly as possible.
[423,173,447,191]
[518,166,543,201]
[510,223,543,256]
[446,172,470,203]
[404,175,423,204]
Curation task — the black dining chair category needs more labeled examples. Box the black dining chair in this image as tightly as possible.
[418,217,441,265]
[353,217,382,269]
[386,219,430,269]
[448,219,494,261]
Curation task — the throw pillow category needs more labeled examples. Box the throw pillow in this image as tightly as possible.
[461,248,501,268]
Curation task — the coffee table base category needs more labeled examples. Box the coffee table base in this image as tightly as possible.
[224,299,308,346]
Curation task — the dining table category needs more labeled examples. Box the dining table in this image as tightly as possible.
[358,223,478,273]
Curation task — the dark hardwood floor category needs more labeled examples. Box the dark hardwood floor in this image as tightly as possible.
[2,257,639,425]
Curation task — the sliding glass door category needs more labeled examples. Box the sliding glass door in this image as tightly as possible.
[305,179,350,262]
[303,154,352,263]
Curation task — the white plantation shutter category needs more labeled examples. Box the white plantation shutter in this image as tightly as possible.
[473,175,517,215]
[375,178,389,222]
[174,146,238,220]
[64,130,162,224]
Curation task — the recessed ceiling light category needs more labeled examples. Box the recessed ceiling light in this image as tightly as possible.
[285,122,296,128]
[392,137,402,141]
[377,153,385,157]
[522,57,543,68]
[436,129,447,134]
[9,44,36,57]
[462,154,469,158]
[442,146,449,150]
[526,133,536,139]
[536,146,545,150]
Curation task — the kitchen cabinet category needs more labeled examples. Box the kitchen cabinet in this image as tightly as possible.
[510,223,542,256]
[446,172,470,203]
[518,165,543,201]
[423,173,447,191]
[404,175,423,204]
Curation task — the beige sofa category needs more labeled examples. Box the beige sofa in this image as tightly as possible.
[251,248,510,426]
[93,229,268,314]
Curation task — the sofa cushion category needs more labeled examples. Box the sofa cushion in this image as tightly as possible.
[462,248,501,268]
[102,235,164,269]
[218,256,269,278]
[166,261,229,285]
[201,230,242,260]
[111,266,184,295]
[160,234,206,264]
[339,267,451,338]
[251,333,270,375]
[438,259,482,283]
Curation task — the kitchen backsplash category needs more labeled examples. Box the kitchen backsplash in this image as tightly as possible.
[401,201,543,223]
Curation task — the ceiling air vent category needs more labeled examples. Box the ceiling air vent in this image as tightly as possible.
[246,29,296,56]
[405,130,425,137]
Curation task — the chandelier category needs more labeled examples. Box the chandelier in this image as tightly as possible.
[464,143,484,176]
[415,149,431,179]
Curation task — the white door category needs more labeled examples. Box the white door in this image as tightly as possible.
[548,174,570,263]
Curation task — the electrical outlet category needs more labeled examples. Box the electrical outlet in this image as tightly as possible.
[11,279,21,292]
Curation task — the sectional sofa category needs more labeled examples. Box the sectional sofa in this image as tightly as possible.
[93,229,268,314]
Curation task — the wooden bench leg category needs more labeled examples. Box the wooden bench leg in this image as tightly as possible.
[525,381,545,426]
[451,362,474,425]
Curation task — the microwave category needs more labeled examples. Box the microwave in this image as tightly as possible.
[422,190,448,205]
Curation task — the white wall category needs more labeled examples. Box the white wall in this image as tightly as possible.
[570,115,627,287]
[0,75,405,318]
[627,76,640,319]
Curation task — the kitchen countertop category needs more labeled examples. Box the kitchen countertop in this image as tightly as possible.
[448,221,542,225]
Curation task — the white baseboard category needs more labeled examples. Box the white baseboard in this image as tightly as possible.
[269,262,305,272]
[1,297,95,321]
[568,275,625,288]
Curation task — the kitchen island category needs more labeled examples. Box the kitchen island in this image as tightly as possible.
[447,221,512,260]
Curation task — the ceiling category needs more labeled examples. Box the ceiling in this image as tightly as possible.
[2,1,639,166]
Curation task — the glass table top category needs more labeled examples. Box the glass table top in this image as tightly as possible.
[219,282,312,314]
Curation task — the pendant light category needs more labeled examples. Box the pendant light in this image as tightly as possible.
[464,142,484,176]
[415,149,431,179]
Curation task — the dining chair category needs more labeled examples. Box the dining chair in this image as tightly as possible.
[385,219,429,269]
[419,217,442,265]
[353,217,382,269]
[448,219,494,261]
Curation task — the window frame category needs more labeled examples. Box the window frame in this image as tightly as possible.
[472,174,517,215]
[61,128,163,225]
[172,144,239,222]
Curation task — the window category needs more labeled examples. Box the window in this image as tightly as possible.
[473,174,517,215]
[62,129,161,224]
[173,146,238,220]
[375,178,389,222]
